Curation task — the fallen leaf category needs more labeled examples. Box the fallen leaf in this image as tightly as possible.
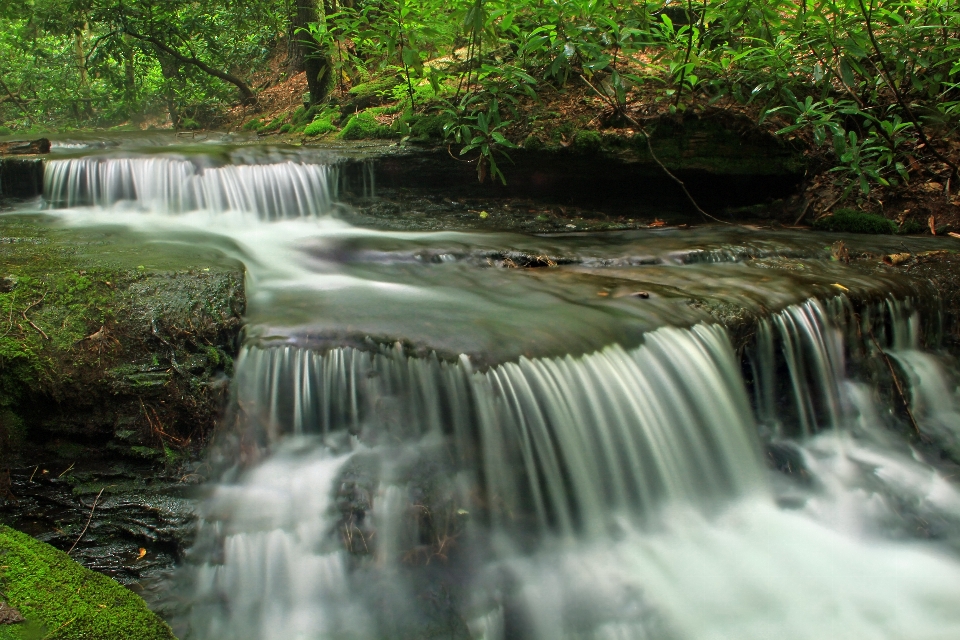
[832,283,849,291]
[949,232,960,239]
[137,548,147,560]
[650,218,666,227]
[929,214,936,235]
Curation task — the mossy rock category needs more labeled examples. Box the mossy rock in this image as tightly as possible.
[407,113,446,140]
[304,118,337,137]
[0,215,244,456]
[572,130,602,154]
[0,525,175,639]
[337,111,395,140]
[348,76,402,100]
[813,209,896,234]
[898,219,927,235]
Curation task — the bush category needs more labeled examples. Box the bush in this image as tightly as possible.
[813,209,896,234]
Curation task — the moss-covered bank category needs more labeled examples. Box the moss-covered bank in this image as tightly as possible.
[0,214,244,463]
[0,525,174,640]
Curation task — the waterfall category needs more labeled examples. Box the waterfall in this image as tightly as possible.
[176,297,960,639]
[43,156,338,219]
[230,324,764,534]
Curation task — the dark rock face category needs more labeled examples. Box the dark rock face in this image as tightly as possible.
[334,112,806,216]
[0,157,44,198]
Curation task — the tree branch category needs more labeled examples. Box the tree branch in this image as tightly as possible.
[123,29,256,105]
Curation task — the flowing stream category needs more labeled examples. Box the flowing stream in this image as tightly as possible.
[21,140,960,638]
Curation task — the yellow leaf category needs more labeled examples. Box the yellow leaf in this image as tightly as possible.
[832,283,849,291]
[137,548,147,560]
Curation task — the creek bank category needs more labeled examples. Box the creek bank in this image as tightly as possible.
[0,214,245,464]
[0,524,175,640]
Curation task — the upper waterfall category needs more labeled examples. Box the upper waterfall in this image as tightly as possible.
[43,155,339,219]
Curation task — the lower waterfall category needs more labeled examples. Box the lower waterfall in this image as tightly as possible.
[173,297,960,640]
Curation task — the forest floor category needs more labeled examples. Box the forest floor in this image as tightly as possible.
[216,45,960,237]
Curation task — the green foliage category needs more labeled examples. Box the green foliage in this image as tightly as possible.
[813,209,897,234]
[0,525,175,640]
[279,123,293,133]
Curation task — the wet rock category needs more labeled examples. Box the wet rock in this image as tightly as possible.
[0,601,24,624]
[0,217,246,457]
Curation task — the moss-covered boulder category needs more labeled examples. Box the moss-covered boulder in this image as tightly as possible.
[813,209,897,234]
[0,525,174,640]
[0,215,245,460]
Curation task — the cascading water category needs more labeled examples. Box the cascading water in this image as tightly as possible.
[44,155,338,218]
[175,297,960,640]
[22,145,960,639]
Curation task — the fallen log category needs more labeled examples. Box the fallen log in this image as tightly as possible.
[0,138,51,155]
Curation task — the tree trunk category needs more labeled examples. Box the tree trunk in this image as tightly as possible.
[121,35,141,124]
[291,0,332,106]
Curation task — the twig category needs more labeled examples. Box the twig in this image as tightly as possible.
[866,328,921,435]
[817,193,844,219]
[0,290,16,340]
[28,465,38,483]
[22,292,48,340]
[57,462,75,478]
[577,74,731,225]
[67,488,104,555]
[40,617,76,640]
[793,198,814,225]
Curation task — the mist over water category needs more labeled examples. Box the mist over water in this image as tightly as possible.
[29,149,960,638]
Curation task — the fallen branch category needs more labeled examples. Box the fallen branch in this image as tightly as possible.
[67,488,104,555]
[866,327,921,435]
[21,292,48,340]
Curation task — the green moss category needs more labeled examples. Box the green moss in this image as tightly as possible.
[259,114,286,133]
[304,118,337,136]
[337,110,394,140]
[522,135,545,151]
[0,126,12,136]
[813,209,896,234]
[129,445,161,459]
[572,130,602,153]
[898,219,927,235]
[348,76,402,100]
[241,118,263,131]
[0,215,244,454]
[278,123,293,134]
[0,525,176,640]
[407,113,446,140]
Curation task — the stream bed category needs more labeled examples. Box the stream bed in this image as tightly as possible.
[5,135,960,639]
